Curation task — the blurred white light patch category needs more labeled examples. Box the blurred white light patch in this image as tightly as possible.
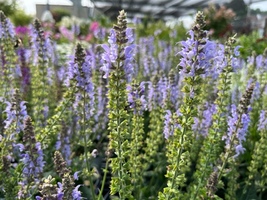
[82,0,94,7]
[17,0,73,15]
[166,15,194,29]
[178,15,194,29]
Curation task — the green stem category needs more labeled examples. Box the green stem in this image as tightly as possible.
[97,157,109,200]
[116,53,123,200]
[82,90,96,200]
[133,113,141,199]
[34,56,47,127]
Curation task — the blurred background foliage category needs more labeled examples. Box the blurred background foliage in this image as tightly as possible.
[1,0,266,59]
[238,31,267,58]
[0,0,16,16]
[51,8,71,23]
[203,4,236,39]
[10,10,33,26]
[0,0,33,25]
[135,19,187,42]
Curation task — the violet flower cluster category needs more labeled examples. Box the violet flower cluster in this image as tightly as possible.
[0,11,15,38]
[55,121,72,166]
[16,47,31,93]
[127,81,147,113]
[141,39,156,77]
[65,44,95,120]
[192,103,217,137]
[258,110,267,131]
[100,27,135,81]
[222,105,248,158]
[163,110,173,139]
[4,99,27,131]
[178,30,228,80]
[30,19,54,65]
[146,76,169,110]
[66,47,94,91]
[163,110,181,139]
[52,151,82,200]
[3,89,28,141]
[223,79,254,160]
[17,116,45,198]
[100,29,118,79]
[178,29,208,77]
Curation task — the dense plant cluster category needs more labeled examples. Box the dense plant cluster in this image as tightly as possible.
[204,4,236,38]
[1,8,267,200]
[237,31,267,58]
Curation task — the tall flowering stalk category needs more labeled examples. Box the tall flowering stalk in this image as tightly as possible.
[36,175,63,200]
[159,12,210,199]
[39,43,78,143]
[190,35,238,199]
[39,44,87,142]
[30,19,55,129]
[53,151,81,200]
[102,10,135,199]
[16,47,31,100]
[0,11,16,99]
[3,89,27,135]
[127,81,146,198]
[242,51,267,199]
[206,82,254,198]
[18,116,45,199]
[0,11,17,136]
[40,43,96,197]
[72,43,96,199]
[36,151,82,200]
[142,76,166,199]
[0,89,27,199]
[56,121,72,166]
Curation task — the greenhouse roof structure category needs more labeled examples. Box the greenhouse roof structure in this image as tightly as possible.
[90,0,267,20]
[92,0,231,20]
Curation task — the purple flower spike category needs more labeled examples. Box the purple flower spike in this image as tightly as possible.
[164,110,173,139]
[126,28,134,43]
[6,18,15,37]
[193,103,217,136]
[100,29,118,78]
[72,185,82,200]
[73,171,80,180]
[124,44,135,80]
[258,110,267,131]
[100,26,135,81]
[223,104,251,158]
[57,182,64,199]
[223,104,238,145]
[234,46,241,56]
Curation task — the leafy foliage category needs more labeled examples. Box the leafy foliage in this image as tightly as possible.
[238,31,267,58]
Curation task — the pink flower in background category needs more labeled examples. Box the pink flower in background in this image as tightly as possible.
[59,26,74,41]
[90,21,99,32]
[85,33,93,42]
[44,30,53,37]
[15,26,29,35]
[54,33,61,40]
